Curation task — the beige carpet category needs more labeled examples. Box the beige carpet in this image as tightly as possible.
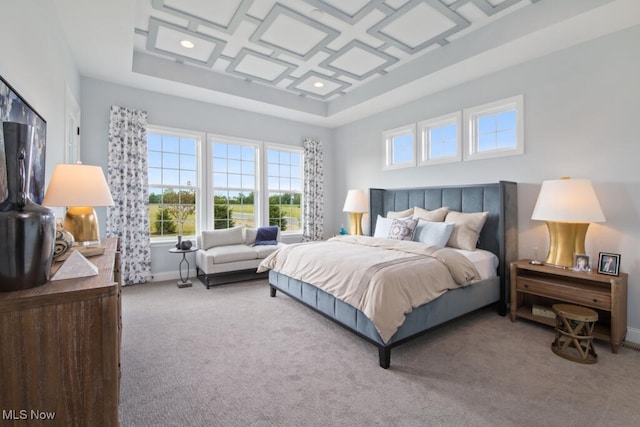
[119,279,640,426]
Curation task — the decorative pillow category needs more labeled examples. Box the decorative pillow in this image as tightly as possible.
[386,207,414,219]
[445,211,489,250]
[373,215,392,238]
[201,226,244,250]
[413,220,455,247]
[387,218,419,241]
[253,226,279,246]
[413,206,448,222]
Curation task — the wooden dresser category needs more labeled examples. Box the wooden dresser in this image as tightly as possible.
[0,238,121,426]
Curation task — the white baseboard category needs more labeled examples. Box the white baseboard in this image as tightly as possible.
[150,269,197,283]
[625,327,640,345]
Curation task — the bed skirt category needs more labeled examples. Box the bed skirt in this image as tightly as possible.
[269,270,500,367]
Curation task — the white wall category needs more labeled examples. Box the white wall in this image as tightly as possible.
[0,0,81,181]
[332,26,640,341]
[80,77,334,281]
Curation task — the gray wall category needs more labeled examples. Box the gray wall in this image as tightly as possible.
[332,25,640,341]
[80,77,334,281]
[0,1,81,181]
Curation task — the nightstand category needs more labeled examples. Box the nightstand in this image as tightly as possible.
[510,260,627,353]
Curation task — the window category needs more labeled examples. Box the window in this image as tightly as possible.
[418,112,461,166]
[267,146,303,233]
[463,95,524,161]
[209,136,258,229]
[383,124,416,170]
[147,127,201,240]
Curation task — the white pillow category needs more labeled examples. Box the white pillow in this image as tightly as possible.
[201,226,244,249]
[373,215,394,238]
[413,220,455,247]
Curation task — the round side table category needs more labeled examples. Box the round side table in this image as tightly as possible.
[169,247,198,288]
[551,303,598,364]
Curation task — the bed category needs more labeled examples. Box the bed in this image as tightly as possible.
[261,182,517,368]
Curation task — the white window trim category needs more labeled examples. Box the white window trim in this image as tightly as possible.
[207,133,262,231]
[417,111,462,166]
[463,94,524,161]
[383,124,417,170]
[264,142,304,236]
[147,124,205,244]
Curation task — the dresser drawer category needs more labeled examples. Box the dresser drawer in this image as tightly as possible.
[516,277,611,310]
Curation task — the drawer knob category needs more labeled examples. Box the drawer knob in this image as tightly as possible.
[523,284,529,288]
[593,299,598,303]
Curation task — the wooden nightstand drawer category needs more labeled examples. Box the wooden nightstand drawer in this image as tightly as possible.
[517,277,611,310]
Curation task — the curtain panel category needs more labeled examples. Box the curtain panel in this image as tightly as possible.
[302,137,324,242]
[106,105,151,285]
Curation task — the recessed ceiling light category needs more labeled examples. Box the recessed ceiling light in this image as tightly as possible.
[180,40,195,49]
[313,81,324,88]
[310,8,324,20]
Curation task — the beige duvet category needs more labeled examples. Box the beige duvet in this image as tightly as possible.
[257,235,481,343]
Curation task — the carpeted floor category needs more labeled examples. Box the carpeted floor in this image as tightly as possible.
[119,279,640,426]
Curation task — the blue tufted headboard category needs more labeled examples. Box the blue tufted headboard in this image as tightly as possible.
[369,181,518,315]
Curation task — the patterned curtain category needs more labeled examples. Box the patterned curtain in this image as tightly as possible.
[302,137,324,241]
[106,106,151,285]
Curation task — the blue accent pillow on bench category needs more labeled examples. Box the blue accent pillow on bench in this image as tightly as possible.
[254,226,278,246]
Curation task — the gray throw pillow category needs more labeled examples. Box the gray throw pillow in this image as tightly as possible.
[387,218,418,241]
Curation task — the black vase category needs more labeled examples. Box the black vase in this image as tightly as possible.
[0,122,55,291]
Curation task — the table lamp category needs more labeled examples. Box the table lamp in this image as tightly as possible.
[342,189,368,235]
[531,177,605,267]
[42,163,115,245]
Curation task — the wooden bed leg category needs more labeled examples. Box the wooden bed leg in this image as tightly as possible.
[270,286,277,297]
[378,347,390,369]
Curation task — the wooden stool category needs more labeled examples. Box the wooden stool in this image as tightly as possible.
[551,304,598,364]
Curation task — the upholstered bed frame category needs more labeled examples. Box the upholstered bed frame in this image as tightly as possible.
[268,181,518,368]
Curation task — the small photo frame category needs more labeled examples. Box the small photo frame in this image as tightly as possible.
[597,252,621,276]
[573,254,590,272]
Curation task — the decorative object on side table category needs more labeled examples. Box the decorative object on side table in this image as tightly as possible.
[343,189,368,235]
[0,122,55,291]
[531,177,605,268]
[51,250,99,281]
[597,252,620,276]
[54,220,75,261]
[42,162,114,246]
[573,253,590,272]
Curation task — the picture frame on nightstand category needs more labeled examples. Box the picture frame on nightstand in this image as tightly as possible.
[573,253,590,272]
[597,252,621,276]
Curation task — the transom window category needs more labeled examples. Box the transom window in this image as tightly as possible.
[147,128,200,239]
[418,112,461,166]
[267,146,303,233]
[383,124,416,170]
[464,95,524,161]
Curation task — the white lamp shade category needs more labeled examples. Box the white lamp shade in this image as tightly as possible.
[42,164,115,207]
[342,189,368,213]
[531,178,605,223]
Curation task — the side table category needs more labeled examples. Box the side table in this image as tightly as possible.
[169,247,198,288]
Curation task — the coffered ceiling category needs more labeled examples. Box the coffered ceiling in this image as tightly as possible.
[53,0,639,127]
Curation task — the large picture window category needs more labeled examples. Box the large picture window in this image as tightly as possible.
[210,137,258,229]
[147,127,201,240]
[267,146,303,233]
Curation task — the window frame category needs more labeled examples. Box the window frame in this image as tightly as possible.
[147,124,204,244]
[417,111,462,166]
[207,134,261,231]
[463,94,524,161]
[383,124,417,170]
[264,142,304,235]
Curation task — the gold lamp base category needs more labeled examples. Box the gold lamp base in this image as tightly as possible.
[348,212,364,235]
[544,221,590,268]
[65,206,101,245]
